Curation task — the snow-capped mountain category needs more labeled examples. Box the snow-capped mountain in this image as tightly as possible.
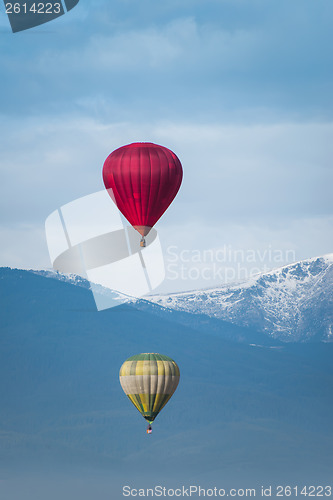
[148,254,333,342]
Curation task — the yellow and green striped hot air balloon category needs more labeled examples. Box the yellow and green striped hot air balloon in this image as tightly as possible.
[119,353,180,431]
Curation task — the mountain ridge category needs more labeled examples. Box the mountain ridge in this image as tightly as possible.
[147,254,333,342]
[2,252,332,342]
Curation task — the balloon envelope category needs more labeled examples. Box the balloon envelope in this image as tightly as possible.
[119,353,180,423]
[103,143,183,237]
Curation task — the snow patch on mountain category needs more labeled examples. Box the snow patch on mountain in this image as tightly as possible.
[148,254,333,342]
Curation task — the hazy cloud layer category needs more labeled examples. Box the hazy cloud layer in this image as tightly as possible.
[1,116,332,290]
[0,0,332,290]
[1,0,332,120]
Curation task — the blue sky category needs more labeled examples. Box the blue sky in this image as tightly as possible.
[0,0,332,291]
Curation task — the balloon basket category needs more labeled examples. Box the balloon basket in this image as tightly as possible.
[140,237,146,248]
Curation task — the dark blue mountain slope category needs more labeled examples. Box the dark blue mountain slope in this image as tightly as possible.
[0,267,332,494]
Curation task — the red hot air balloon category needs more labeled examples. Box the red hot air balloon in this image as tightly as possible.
[102,142,183,246]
